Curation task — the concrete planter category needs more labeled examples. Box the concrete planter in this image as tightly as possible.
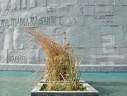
[31,82,99,96]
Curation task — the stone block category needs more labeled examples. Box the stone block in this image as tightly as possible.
[37,0,46,7]
[89,0,119,6]
[101,26,124,48]
[66,5,82,16]
[107,66,114,72]
[47,0,57,6]
[26,34,40,49]
[57,0,79,5]
[84,16,97,26]
[101,35,114,48]
[13,28,29,49]
[123,10,127,45]
[44,26,56,35]
[78,26,90,47]
[82,6,89,16]
[32,65,43,71]
[120,66,127,72]
[101,26,114,48]
[49,27,67,37]
[101,26,112,36]
[114,66,127,72]
[0,32,4,50]
[89,0,95,5]
[93,66,100,72]
[100,66,114,72]
[78,66,87,71]
[107,57,120,64]
[38,48,45,63]
[7,65,14,70]
[96,48,108,55]
[123,26,127,47]
[73,48,85,63]
[112,26,123,47]
[105,48,121,64]
[100,66,108,72]
[120,0,127,5]
[0,65,7,70]
[0,50,7,63]
[96,56,109,65]
[107,48,119,55]
[111,15,123,26]
[4,28,14,49]
[88,6,95,16]
[93,15,122,26]
[95,1,115,18]
[66,26,79,47]
[97,48,119,64]
[7,49,27,64]
[90,26,101,47]
[86,66,94,72]
[78,0,89,5]
[82,6,94,16]
[27,49,39,64]
[114,66,121,72]
[19,65,26,71]
[53,36,63,46]
[84,58,96,64]
[119,48,127,64]
[61,16,84,26]
[25,65,33,71]
[13,65,20,71]
[84,48,97,58]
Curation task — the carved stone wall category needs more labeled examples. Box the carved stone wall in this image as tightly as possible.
[0,0,127,65]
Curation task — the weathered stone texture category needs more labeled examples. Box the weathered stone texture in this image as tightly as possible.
[0,0,126,65]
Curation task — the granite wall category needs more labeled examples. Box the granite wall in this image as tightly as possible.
[0,0,127,65]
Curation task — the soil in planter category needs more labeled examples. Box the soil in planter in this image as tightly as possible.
[40,84,86,91]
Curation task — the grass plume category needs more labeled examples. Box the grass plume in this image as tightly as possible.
[27,28,81,91]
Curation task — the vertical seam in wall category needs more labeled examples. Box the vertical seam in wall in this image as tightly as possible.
[122,25,125,48]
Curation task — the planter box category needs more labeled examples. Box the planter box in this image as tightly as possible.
[31,82,99,96]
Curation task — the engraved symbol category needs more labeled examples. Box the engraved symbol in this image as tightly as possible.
[22,0,27,10]
[80,7,84,13]
[47,6,56,13]
[102,35,115,53]
[70,18,77,24]
[27,36,39,49]
[0,6,1,13]
[30,0,37,8]
[4,0,11,16]
[90,34,124,65]
[9,56,27,63]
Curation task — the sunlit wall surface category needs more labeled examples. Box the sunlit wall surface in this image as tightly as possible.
[0,0,127,66]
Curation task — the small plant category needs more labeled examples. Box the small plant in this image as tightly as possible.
[27,28,86,91]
